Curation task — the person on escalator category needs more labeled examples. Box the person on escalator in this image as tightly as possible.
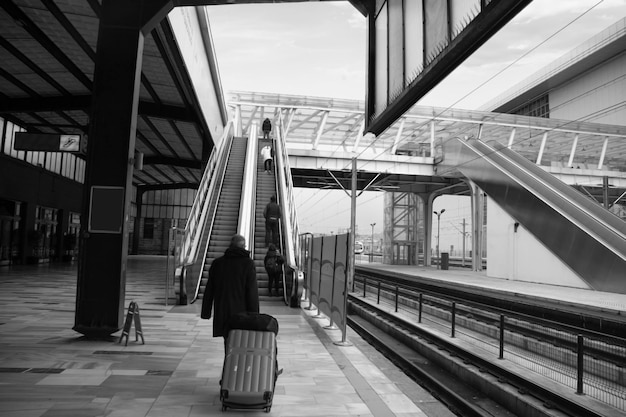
[264,244,284,296]
[263,195,281,247]
[262,118,272,140]
[200,234,259,352]
[260,144,273,174]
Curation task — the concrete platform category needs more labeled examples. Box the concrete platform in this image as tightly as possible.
[356,262,626,318]
[0,256,453,417]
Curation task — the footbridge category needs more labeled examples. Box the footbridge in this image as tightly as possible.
[230,91,626,197]
[228,91,626,293]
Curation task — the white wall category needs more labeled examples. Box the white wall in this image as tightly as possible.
[168,7,225,146]
[550,53,626,126]
[486,198,591,289]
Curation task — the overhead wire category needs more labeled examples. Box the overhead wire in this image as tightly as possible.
[348,0,608,177]
[283,1,619,231]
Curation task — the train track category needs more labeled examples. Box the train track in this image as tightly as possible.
[354,266,626,338]
[348,270,626,417]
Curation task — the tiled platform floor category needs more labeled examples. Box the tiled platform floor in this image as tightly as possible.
[0,256,454,417]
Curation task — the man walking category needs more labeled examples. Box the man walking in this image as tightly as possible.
[263,196,281,247]
[201,234,259,350]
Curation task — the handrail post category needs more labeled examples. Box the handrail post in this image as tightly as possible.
[451,302,456,338]
[394,286,399,312]
[418,293,423,323]
[499,315,505,359]
[576,335,584,395]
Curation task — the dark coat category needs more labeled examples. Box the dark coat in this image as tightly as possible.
[264,201,281,222]
[262,118,271,132]
[200,246,260,337]
[264,248,284,274]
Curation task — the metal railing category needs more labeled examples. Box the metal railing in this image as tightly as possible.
[353,275,626,413]
[274,110,304,304]
[179,120,235,267]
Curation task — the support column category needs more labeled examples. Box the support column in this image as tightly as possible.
[74,1,169,337]
[469,181,485,271]
[422,194,434,266]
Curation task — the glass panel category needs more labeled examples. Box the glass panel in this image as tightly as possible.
[388,0,404,96]
[375,3,388,115]
[405,0,424,80]
[424,0,449,61]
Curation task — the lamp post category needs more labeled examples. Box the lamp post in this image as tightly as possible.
[434,209,445,269]
[370,222,376,263]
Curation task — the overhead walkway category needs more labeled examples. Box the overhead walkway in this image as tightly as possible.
[441,138,626,293]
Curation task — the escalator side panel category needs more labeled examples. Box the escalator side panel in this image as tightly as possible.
[196,137,248,300]
[446,138,626,294]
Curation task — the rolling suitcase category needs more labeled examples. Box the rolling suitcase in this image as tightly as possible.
[220,328,278,412]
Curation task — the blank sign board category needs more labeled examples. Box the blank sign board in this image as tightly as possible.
[88,186,125,233]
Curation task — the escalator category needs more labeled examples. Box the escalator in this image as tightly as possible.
[253,139,282,301]
[182,116,302,307]
[442,138,626,293]
[195,136,248,300]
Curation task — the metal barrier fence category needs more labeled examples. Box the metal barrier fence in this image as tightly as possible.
[354,276,626,412]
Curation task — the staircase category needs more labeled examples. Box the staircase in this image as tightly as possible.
[254,139,282,301]
[196,136,247,300]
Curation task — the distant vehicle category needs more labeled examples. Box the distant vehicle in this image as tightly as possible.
[354,241,364,254]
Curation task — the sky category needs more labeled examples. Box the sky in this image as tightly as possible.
[204,0,625,244]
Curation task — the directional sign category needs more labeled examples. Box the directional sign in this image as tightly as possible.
[14,132,81,152]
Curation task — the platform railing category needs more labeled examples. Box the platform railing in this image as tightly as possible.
[352,274,626,413]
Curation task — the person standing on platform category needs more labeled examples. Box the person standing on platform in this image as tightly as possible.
[263,196,281,247]
[262,117,272,140]
[260,144,273,174]
[264,244,284,296]
[201,234,259,351]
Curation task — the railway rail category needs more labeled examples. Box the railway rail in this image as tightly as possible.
[348,268,626,417]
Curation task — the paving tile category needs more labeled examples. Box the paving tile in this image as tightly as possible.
[0,257,448,417]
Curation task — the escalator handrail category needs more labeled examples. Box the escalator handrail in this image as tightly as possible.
[237,124,258,256]
[180,120,235,266]
[463,138,626,256]
[189,128,236,302]
[274,112,300,272]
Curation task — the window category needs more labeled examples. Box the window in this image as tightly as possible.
[514,94,549,118]
[143,218,155,239]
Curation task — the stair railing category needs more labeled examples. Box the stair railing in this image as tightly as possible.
[178,121,235,303]
[179,120,234,267]
[274,111,304,306]
[237,123,259,256]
